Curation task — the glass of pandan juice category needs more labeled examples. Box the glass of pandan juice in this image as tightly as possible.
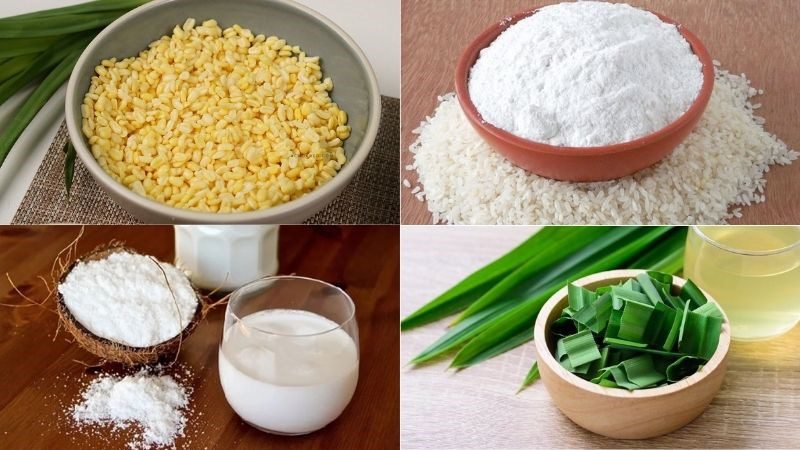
[684,226,800,341]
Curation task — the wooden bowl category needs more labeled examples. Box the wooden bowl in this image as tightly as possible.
[533,269,730,439]
[454,7,715,182]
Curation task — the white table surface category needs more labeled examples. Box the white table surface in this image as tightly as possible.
[0,0,400,223]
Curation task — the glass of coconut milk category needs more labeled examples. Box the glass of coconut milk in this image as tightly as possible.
[219,276,359,435]
[684,226,800,341]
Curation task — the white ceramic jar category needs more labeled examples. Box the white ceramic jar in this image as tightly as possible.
[174,225,279,291]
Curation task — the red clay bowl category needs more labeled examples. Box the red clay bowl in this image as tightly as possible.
[454,7,715,182]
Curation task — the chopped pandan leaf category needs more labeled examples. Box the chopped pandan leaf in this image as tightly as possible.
[680,279,709,308]
[561,330,602,369]
[571,361,593,375]
[606,308,623,339]
[606,341,687,358]
[677,301,692,348]
[611,286,650,309]
[555,337,574,371]
[572,292,613,333]
[594,293,614,330]
[604,337,648,348]
[603,347,624,368]
[642,302,677,346]
[621,278,642,293]
[662,304,684,351]
[571,303,597,331]
[568,283,597,311]
[636,272,663,305]
[597,378,619,388]
[617,299,655,342]
[517,361,540,394]
[590,368,613,384]
[657,286,675,304]
[585,346,612,379]
[679,311,723,359]
[621,354,666,388]
[651,354,673,375]
[666,356,704,382]
[661,286,685,310]
[609,365,640,390]
[694,301,724,319]
[646,271,673,288]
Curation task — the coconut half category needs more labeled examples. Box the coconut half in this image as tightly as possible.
[56,245,203,365]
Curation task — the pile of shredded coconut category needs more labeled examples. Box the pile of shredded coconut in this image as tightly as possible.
[469,1,703,146]
[58,252,199,347]
[406,65,797,224]
[71,369,190,449]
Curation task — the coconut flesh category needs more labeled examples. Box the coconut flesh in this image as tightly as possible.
[58,250,199,349]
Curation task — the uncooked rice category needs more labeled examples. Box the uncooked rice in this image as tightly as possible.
[406,67,797,224]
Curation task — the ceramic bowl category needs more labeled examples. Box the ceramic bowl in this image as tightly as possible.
[65,0,380,223]
[533,269,730,439]
[454,8,715,182]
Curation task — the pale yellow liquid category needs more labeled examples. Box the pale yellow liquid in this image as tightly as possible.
[684,226,800,341]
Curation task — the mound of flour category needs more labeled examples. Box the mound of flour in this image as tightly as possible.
[407,66,797,224]
[469,1,703,146]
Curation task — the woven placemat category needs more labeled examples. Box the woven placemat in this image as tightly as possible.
[13,96,399,224]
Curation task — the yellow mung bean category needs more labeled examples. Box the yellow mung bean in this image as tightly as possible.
[81,18,352,213]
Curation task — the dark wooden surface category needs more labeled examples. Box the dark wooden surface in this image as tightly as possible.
[401,0,800,225]
[0,225,399,449]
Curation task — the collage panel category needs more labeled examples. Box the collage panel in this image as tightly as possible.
[0,224,399,448]
[401,0,799,225]
[0,0,400,225]
[401,225,800,448]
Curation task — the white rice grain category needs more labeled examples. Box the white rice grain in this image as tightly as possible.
[407,68,797,224]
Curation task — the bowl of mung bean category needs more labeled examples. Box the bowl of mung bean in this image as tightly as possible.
[65,0,381,223]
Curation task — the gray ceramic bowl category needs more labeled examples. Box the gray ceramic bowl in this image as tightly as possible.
[65,0,381,224]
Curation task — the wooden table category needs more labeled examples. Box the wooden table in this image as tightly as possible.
[0,225,399,449]
[400,227,800,448]
[401,0,800,225]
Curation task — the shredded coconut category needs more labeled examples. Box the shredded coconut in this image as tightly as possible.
[468,1,703,146]
[71,369,189,449]
[408,67,797,224]
[58,252,199,347]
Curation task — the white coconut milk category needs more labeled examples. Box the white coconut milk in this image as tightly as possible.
[218,309,359,434]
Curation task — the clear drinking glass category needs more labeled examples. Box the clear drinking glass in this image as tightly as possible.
[218,276,359,435]
[684,226,800,341]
